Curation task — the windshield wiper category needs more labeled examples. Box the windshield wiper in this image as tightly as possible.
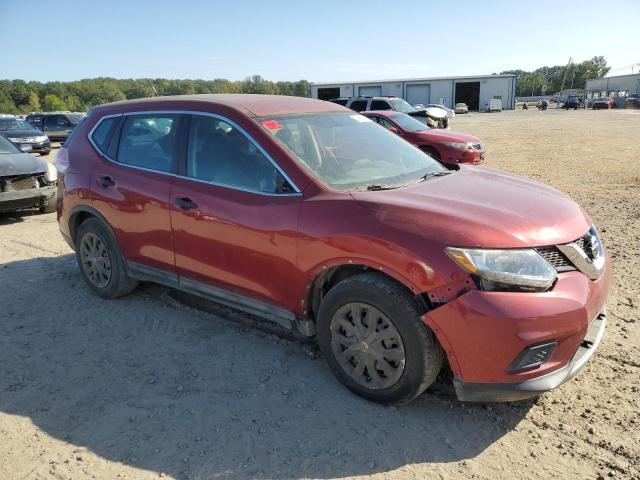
[366,184,402,191]
[417,171,452,182]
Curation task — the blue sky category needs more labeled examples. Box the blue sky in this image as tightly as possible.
[2,0,638,82]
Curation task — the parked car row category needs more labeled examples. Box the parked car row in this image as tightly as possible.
[329,96,450,129]
[50,94,609,406]
[0,111,85,155]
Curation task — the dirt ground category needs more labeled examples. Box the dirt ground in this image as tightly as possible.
[0,108,638,480]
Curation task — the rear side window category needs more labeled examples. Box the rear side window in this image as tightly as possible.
[349,100,368,112]
[370,100,391,110]
[187,115,279,193]
[90,117,117,152]
[117,114,181,173]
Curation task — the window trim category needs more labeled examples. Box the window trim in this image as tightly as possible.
[87,110,302,197]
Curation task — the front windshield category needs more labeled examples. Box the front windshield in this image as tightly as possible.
[390,113,430,132]
[388,98,415,113]
[0,135,21,154]
[258,112,446,191]
[0,118,36,132]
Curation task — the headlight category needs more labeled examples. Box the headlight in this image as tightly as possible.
[445,247,557,292]
[35,135,48,142]
[7,137,21,143]
[441,141,473,150]
[44,162,58,183]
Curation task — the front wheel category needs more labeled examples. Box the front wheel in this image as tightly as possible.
[317,273,443,404]
[39,192,57,214]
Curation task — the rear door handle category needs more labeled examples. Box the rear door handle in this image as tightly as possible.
[97,176,115,187]
[174,197,198,210]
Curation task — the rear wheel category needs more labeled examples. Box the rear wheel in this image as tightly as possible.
[317,273,443,404]
[75,218,138,298]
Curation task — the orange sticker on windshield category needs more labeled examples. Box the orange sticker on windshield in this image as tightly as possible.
[261,119,284,130]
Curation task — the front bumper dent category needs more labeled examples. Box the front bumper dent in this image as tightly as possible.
[0,185,56,213]
[454,308,606,402]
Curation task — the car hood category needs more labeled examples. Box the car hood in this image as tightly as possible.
[0,129,45,139]
[412,129,481,144]
[350,166,591,248]
[0,152,47,176]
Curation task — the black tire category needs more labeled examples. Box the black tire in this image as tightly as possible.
[39,192,57,214]
[421,146,441,161]
[75,217,138,298]
[317,272,443,404]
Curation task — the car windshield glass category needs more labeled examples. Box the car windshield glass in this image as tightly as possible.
[66,113,84,125]
[0,119,36,131]
[0,135,21,154]
[258,112,446,191]
[390,113,430,132]
[388,98,415,113]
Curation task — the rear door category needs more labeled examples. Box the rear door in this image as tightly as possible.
[170,113,302,312]
[89,112,185,277]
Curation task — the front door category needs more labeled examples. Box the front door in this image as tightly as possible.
[170,113,302,312]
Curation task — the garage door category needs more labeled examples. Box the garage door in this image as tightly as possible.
[358,86,382,96]
[406,84,430,106]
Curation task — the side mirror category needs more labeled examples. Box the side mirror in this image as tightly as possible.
[387,126,400,135]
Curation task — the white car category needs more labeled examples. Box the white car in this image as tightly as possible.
[454,103,469,114]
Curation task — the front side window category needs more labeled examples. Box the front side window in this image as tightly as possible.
[117,114,181,173]
[331,99,348,106]
[259,112,446,191]
[187,115,280,193]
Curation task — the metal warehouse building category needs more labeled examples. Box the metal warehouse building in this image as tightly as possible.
[310,74,517,111]
[585,73,640,107]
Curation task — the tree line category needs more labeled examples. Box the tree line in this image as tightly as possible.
[0,76,311,114]
[500,56,610,97]
[0,56,612,113]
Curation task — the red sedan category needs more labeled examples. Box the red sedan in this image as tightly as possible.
[362,110,485,164]
[592,97,616,109]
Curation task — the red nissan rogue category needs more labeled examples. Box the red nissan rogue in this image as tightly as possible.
[56,95,611,404]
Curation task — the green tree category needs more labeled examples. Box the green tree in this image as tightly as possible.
[19,92,41,113]
[42,94,66,111]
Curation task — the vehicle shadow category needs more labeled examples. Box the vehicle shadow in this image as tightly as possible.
[0,254,533,479]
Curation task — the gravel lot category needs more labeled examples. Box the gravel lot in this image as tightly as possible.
[0,108,638,480]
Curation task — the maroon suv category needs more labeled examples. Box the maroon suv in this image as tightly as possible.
[57,95,610,404]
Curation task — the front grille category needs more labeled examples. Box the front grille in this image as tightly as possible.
[536,246,576,272]
[0,175,39,192]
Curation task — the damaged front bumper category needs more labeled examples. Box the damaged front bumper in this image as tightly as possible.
[453,308,607,402]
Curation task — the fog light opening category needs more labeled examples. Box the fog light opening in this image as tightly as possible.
[508,341,557,372]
